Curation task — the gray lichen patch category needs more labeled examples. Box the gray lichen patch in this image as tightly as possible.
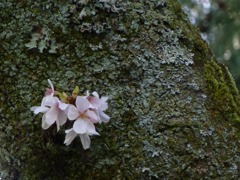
[0,0,240,179]
[25,26,58,53]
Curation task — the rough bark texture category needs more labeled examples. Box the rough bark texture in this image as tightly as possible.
[0,0,240,179]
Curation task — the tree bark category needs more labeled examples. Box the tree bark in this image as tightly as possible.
[0,0,240,179]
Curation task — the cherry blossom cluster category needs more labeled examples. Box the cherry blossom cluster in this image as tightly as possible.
[31,79,110,150]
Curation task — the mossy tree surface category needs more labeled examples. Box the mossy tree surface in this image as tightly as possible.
[0,0,240,179]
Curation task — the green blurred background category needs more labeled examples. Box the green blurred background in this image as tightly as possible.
[180,0,240,88]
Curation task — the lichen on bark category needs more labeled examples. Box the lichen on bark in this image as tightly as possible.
[0,0,240,179]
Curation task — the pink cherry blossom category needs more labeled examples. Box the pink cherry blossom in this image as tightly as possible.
[85,91,110,123]
[31,97,68,131]
[31,79,68,130]
[31,79,110,150]
[45,97,69,131]
[67,96,100,134]
[64,128,95,150]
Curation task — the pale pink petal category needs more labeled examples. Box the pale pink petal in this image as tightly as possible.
[92,91,99,98]
[67,105,79,120]
[51,97,59,105]
[85,90,90,97]
[48,79,54,94]
[30,106,38,111]
[65,129,72,133]
[42,114,51,129]
[58,101,69,110]
[41,97,47,107]
[45,106,58,126]
[45,88,52,96]
[80,134,91,150]
[73,119,88,134]
[85,110,99,123]
[76,96,90,113]
[101,96,108,102]
[99,101,108,111]
[58,110,68,126]
[43,96,57,107]
[32,106,49,114]
[56,118,60,131]
[64,129,78,146]
[90,97,102,109]
[99,111,110,123]
[86,121,99,135]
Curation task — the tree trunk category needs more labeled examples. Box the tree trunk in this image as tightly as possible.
[1,0,240,179]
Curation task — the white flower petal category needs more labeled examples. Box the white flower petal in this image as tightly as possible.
[64,129,78,146]
[65,128,73,133]
[76,96,90,113]
[101,96,108,102]
[30,106,37,111]
[99,102,108,111]
[41,97,47,107]
[56,118,60,131]
[86,121,99,135]
[85,90,90,97]
[85,110,99,123]
[90,97,102,109]
[48,79,54,94]
[58,101,69,110]
[43,96,57,107]
[45,106,58,126]
[32,106,49,114]
[99,111,110,123]
[73,119,88,134]
[42,114,51,129]
[67,105,79,120]
[58,110,68,126]
[92,91,99,98]
[80,134,91,150]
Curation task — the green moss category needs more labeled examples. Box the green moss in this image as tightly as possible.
[204,60,240,122]
[165,0,240,124]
